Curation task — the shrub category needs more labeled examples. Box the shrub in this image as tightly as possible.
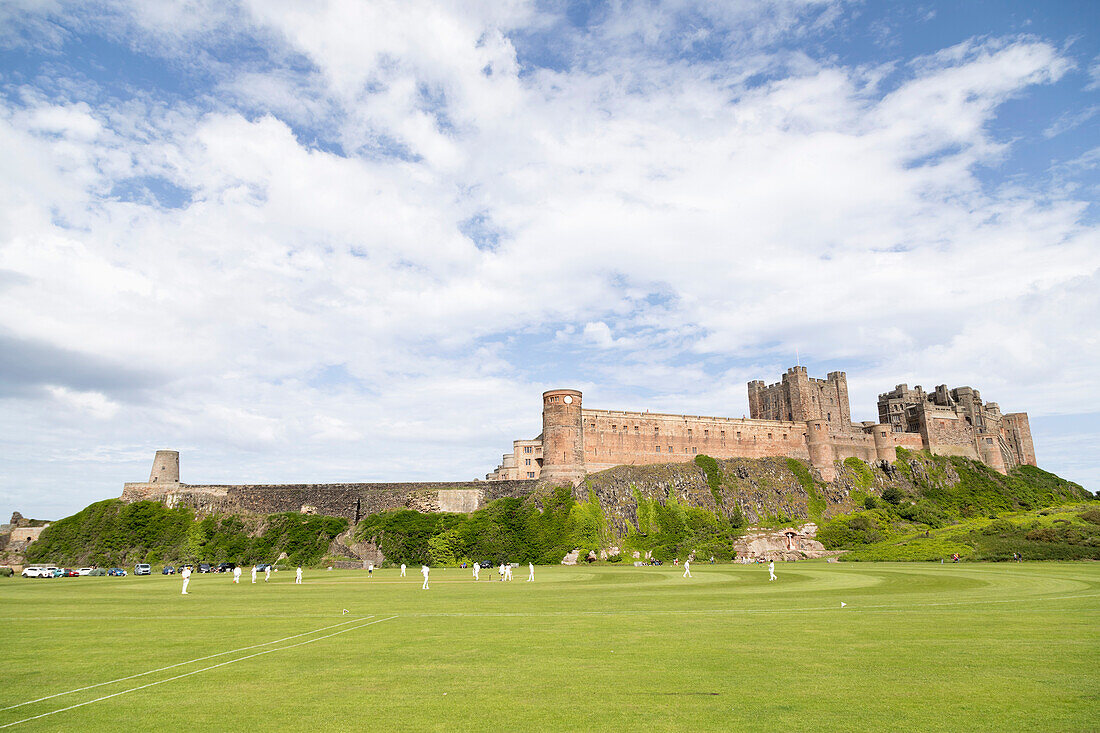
[606,553,623,563]
[863,496,878,510]
[0,567,13,577]
[1079,507,1100,525]
[881,486,904,505]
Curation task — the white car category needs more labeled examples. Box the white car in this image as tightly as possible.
[21,565,57,578]
[78,568,94,576]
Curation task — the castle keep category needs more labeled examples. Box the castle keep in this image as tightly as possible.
[487,367,1036,483]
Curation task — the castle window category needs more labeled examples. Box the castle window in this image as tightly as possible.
[736,431,741,439]
[525,459,531,466]
[668,446,672,453]
[612,424,617,431]
[687,429,692,438]
[768,433,772,440]
[524,446,533,453]
[782,435,787,441]
[692,447,697,454]
[986,437,993,444]
[721,431,725,439]
[654,427,659,434]
[634,426,639,432]
[527,472,535,478]
[655,445,660,452]
[704,430,709,438]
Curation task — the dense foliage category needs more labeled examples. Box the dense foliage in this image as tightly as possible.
[26,500,347,567]
[818,453,1097,561]
[356,487,586,565]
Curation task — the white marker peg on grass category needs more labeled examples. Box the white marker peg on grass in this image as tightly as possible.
[840,602,847,608]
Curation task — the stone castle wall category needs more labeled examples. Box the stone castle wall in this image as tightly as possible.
[122,479,535,521]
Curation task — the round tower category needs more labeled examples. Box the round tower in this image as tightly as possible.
[540,389,585,486]
[805,420,836,482]
[871,424,896,463]
[148,450,180,484]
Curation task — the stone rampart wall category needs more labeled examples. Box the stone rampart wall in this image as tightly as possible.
[122,480,535,521]
[582,410,811,473]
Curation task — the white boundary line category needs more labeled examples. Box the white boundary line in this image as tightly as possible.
[0,617,370,712]
[0,616,397,730]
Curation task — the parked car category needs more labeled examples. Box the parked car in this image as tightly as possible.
[77,568,94,576]
[198,563,212,573]
[135,564,152,576]
[162,565,176,575]
[62,568,80,577]
[88,568,107,576]
[216,562,236,573]
[479,561,493,569]
[21,565,56,578]
[107,568,127,576]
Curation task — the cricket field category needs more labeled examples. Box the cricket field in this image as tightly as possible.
[1,562,1097,731]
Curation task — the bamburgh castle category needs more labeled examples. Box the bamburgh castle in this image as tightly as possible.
[487,366,1035,484]
[123,366,1035,518]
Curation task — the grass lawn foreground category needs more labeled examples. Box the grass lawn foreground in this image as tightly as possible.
[1,563,1098,731]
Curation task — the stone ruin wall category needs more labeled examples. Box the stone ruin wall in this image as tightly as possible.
[122,480,535,522]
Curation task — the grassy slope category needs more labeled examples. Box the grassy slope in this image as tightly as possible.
[1,564,1097,731]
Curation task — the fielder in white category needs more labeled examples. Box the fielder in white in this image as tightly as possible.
[264,565,271,582]
[233,566,241,584]
[180,565,191,594]
[421,564,430,589]
[527,562,534,582]
[295,566,303,584]
[472,563,480,580]
[251,565,257,584]
[683,560,691,578]
[400,563,407,577]
[505,564,513,581]
[768,560,776,581]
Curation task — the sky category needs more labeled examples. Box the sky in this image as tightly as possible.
[0,0,1098,522]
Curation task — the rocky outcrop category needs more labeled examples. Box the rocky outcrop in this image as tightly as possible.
[732,523,840,561]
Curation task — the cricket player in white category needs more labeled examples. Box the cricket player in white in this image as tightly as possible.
[295,566,303,584]
[251,565,257,583]
[400,563,406,577]
[527,562,534,582]
[768,560,776,581]
[233,566,241,584]
[473,563,479,580]
[181,565,191,594]
[505,564,513,581]
[683,560,691,578]
[498,563,505,581]
[264,565,271,582]
[421,565,430,589]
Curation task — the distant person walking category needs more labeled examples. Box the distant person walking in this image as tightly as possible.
[181,565,191,595]
[233,566,241,584]
[368,563,374,578]
[421,565,430,590]
[400,563,407,577]
[527,562,534,582]
[295,566,303,584]
[264,565,271,582]
[768,560,776,581]
[683,560,692,578]
[473,563,480,580]
[251,565,257,584]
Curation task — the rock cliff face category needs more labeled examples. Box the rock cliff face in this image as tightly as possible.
[576,456,879,538]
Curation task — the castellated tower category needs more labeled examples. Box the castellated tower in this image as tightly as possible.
[148,450,180,484]
[540,389,585,486]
